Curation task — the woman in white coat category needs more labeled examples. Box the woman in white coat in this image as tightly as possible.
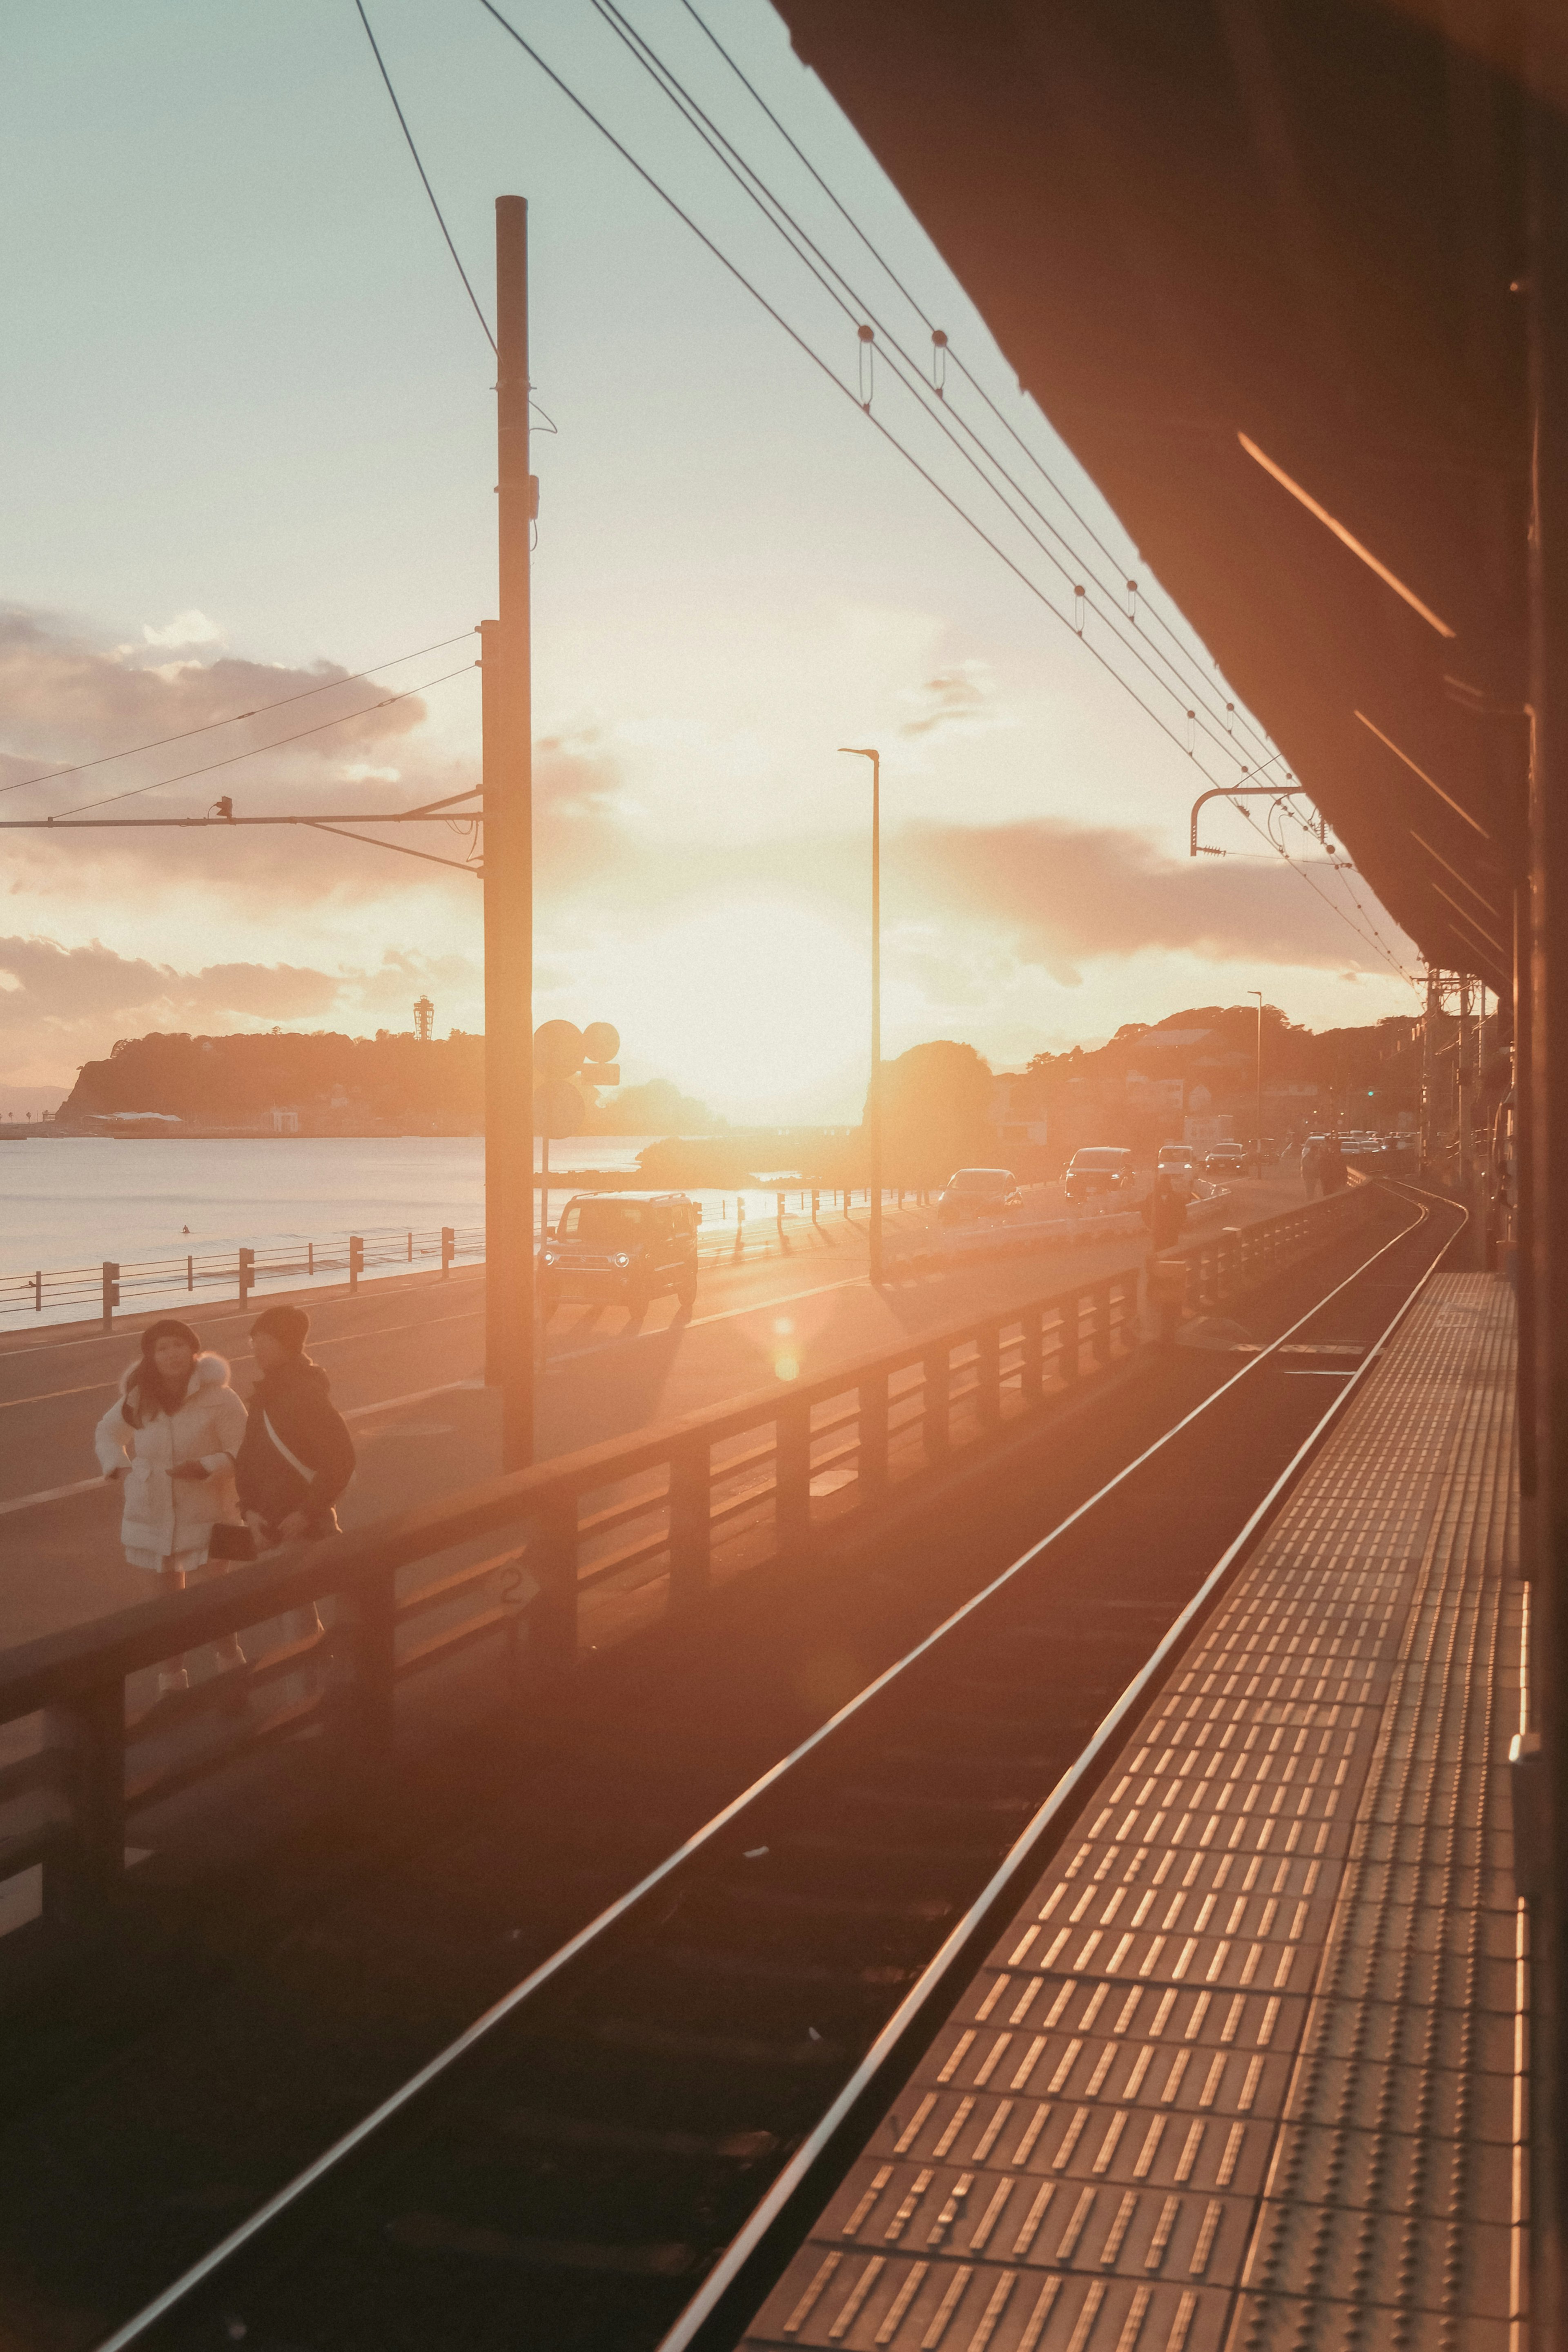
[95,1318,249,1694]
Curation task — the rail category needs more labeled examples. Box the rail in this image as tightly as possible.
[0,1182,1375,1967]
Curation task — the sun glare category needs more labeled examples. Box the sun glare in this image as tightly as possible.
[619,898,870,1121]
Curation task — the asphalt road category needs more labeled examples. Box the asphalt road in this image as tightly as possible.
[0,1174,1311,1648]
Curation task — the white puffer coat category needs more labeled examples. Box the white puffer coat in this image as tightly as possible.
[94,1352,247,1561]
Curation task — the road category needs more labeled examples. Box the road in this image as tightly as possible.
[0,1174,1311,1648]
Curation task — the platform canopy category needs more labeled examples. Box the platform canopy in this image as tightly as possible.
[777,1,1568,999]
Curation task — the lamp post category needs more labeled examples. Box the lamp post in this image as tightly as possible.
[839,746,883,1286]
[1247,990,1264,1168]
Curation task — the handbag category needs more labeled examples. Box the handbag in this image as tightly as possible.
[207,1520,256,1563]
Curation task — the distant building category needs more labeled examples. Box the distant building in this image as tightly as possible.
[270,1106,300,1134]
[989,1076,1049,1154]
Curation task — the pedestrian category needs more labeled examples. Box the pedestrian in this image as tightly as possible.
[1321,1135,1348,1195]
[1302,1139,1323,1198]
[94,1318,248,1697]
[236,1305,356,1547]
[1140,1170,1188,1253]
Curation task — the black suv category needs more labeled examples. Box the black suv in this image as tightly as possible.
[540,1191,699,1318]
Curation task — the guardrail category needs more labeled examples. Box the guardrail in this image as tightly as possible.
[0,1195,925,1331]
[0,1181,1376,1968]
[0,1176,1255,1334]
[1,1221,488,1331]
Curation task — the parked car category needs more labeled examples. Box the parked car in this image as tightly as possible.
[1156,1141,1197,1198]
[936,1167,1023,1224]
[540,1191,699,1317]
[1064,1146,1135,1202]
[1203,1141,1244,1176]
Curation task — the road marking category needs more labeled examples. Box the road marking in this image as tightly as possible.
[0,1308,488,1414]
[0,1268,488,1361]
[0,1381,486,1518]
[0,1474,105,1517]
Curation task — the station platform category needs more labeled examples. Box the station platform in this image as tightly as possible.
[741,1272,1523,2352]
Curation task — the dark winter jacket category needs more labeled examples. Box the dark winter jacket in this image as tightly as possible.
[234,1356,356,1535]
[1140,1180,1188,1253]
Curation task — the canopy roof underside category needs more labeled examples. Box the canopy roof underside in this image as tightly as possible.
[780,0,1568,997]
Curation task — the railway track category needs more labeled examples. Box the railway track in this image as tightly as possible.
[87,1182,1461,2352]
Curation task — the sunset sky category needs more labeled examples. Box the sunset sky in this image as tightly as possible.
[0,0,1421,1122]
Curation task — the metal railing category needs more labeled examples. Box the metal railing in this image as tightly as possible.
[0,1182,1377,1961]
[0,1174,1251,1333]
[0,1221,488,1331]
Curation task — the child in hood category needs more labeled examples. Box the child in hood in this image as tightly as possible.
[236,1305,356,1546]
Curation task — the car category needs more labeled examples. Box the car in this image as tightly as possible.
[1063,1146,1135,1202]
[1203,1142,1244,1176]
[540,1191,699,1317]
[935,1167,1024,1224]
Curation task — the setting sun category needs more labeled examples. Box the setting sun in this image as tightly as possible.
[592,896,873,1121]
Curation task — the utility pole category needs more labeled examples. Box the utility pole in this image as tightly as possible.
[483,195,534,1469]
[839,747,883,1285]
[1247,990,1263,1161]
[1421,967,1440,1166]
[1458,972,1475,1196]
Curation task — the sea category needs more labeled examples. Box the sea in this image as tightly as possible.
[0,1135,841,1328]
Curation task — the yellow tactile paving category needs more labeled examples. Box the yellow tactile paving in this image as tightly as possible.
[740,1276,1521,2352]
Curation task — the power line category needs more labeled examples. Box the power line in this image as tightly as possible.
[1,631,477,800]
[677,0,1283,768]
[1229,798,1415,984]
[584,0,1257,777]
[676,0,938,332]
[639,26,1408,979]
[476,0,1397,976]
[53,664,478,820]
[352,0,497,354]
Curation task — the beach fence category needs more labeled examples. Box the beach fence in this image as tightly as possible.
[2,1221,488,1333]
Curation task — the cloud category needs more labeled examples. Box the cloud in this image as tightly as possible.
[0,937,341,1028]
[888,818,1395,986]
[0,605,486,914]
[0,606,463,800]
[0,935,483,1085]
[142,609,224,649]
[898,660,999,738]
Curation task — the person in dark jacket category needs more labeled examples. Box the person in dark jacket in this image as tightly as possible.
[236,1305,356,1545]
[1140,1171,1188,1252]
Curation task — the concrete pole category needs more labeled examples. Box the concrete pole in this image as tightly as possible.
[1524,101,1568,2335]
[482,194,534,1469]
[839,747,883,1286]
[870,747,882,1288]
[1421,967,1439,1166]
[1458,974,1474,1195]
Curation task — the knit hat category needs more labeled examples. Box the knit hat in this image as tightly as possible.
[140,1318,201,1357]
[252,1304,310,1353]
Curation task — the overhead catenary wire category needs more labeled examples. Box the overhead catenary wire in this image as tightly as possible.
[353,0,498,354]
[1,632,477,801]
[351,0,555,432]
[584,0,1391,1001]
[655,22,1411,981]
[474,0,1404,981]
[582,0,1261,778]
[52,664,478,820]
[677,0,1284,767]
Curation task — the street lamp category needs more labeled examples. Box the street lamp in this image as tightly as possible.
[839,746,883,1286]
[1247,990,1264,1167]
